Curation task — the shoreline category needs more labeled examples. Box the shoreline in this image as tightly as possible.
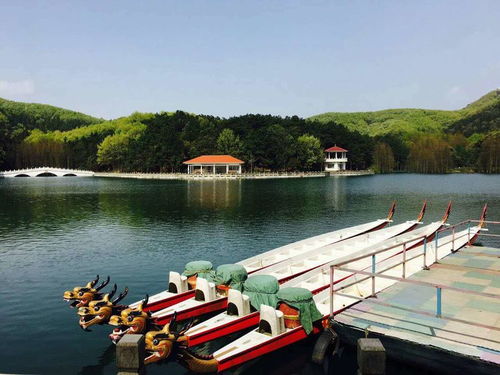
[94,170,374,180]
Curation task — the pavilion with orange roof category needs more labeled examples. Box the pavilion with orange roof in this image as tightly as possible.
[183,155,244,174]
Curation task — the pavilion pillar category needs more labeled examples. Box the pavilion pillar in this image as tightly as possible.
[226,165,229,174]
[213,164,216,174]
[238,165,242,174]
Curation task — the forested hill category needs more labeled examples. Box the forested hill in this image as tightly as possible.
[0,97,101,132]
[448,89,500,136]
[1,90,499,174]
[309,89,500,137]
[0,97,103,169]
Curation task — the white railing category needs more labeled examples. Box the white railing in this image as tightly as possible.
[1,167,95,173]
[325,158,348,163]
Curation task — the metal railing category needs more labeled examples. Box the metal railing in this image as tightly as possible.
[328,219,500,331]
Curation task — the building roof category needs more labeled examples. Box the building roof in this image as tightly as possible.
[183,155,245,165]
[325,146,348,152]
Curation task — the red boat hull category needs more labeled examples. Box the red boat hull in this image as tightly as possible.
[217,323,324,372]
[155,298,229,325]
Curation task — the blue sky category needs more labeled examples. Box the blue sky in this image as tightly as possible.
[1,0,499,119]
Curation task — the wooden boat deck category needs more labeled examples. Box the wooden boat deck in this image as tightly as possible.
[332,245,500,373]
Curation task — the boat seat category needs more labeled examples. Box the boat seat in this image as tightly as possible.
[227,289,251,316]
[168,271,188,293]
[259,305,285,337]
[195,277,217,302]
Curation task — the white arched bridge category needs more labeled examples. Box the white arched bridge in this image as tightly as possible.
[0,167,94,178]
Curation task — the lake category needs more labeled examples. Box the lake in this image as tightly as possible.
[0,174,498,374]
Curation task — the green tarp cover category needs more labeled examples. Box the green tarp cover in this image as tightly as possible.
[182,260,215,279]
[243,275,279,311]
[276,287,323,334]
[213,264,248,292]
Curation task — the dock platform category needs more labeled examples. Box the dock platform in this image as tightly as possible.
[331,245,500,374]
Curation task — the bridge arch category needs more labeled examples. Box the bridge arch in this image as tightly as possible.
[1,168,94,178]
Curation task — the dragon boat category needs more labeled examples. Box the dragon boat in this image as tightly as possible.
[147,203,425,325]
[171,205,486,373]
[77,204,395,333]
[108,203,427,343]
[128,202,397,313]
[143,204,449,360]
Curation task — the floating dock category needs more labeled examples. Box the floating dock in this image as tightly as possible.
[331,244,500,374]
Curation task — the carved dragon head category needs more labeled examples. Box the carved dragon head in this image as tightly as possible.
[77,285,128,331]
[63,275,110,308]
[108,295,153,344]
[143,312,194,365]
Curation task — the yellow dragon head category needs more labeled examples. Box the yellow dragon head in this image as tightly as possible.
[78,285,128,331]
[63,275,110,308]
[144,312,194,365]
[108,295,152,344]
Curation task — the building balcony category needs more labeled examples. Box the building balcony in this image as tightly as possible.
[325,158,348,163]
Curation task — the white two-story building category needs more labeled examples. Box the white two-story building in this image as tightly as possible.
[324,145,348,172]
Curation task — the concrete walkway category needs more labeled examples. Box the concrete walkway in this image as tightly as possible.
[332,245,500,373]
[94,170,374,180]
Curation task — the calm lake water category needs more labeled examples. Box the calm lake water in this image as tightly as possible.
[0,174,498,375]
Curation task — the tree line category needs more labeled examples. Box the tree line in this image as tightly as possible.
[13,112,373,172]
[2,104,499,174]
[372,131,499,174]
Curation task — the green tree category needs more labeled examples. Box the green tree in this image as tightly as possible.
[477,132,500,173]
[296,134,323,170]
[216,128,244,157]
[373,142,395,173]
[407,135,452,173]
[97,133,131,170]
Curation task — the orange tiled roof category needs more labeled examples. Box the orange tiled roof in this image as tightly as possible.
[325,146,348,152]
[183,155,244,164]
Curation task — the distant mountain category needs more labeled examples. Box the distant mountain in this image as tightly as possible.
[309,89,500,137]
[448,89,500,136]
[0,97,102,132]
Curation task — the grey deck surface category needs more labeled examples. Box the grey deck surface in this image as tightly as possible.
[334,245,500,366]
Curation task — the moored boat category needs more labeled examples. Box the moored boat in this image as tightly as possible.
[142,204,449,364]
[105,204,398,338]
[146,203,426,326]
[173,208,448,350]
[129,203,397,313]
[175,206,485,373]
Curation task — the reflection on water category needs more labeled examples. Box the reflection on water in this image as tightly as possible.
[0,174,498,374]
[187,179,242,209]
[325,176,347,211]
